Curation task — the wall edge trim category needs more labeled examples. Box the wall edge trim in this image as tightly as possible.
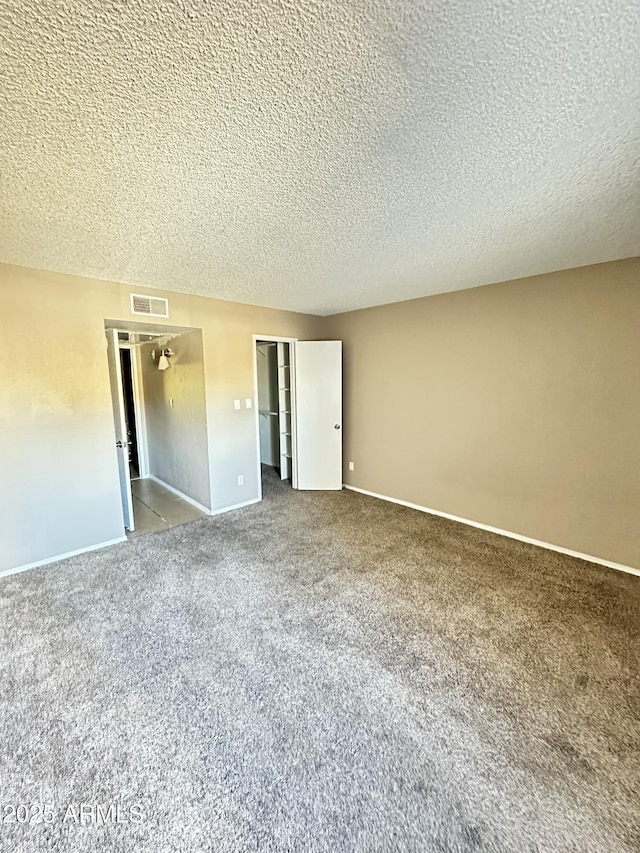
[343,485,640,578]
[210,498,261,516]
[0,537,128,579]
[148,475,213,515]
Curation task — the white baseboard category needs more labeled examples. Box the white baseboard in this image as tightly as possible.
[0,536,128,580]
[344,485,640,578]
[149,476,260,517]
[210,497,261,516]
[0,492,261,579]
[148,475,213,516]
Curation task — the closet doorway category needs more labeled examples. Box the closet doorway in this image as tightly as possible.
[253,335,343,495]
[255,337,296,487]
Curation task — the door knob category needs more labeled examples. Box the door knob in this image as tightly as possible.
[334,424,341,430]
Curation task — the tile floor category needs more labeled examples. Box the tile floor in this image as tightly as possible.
[128,478,206,539]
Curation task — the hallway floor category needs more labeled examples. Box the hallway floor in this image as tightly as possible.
[129,478,205,538]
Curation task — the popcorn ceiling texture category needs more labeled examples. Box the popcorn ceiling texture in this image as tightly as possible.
[0,0,638,315]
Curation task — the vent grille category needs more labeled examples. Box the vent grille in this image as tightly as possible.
[130,294,169,318]
[117,331,131,343]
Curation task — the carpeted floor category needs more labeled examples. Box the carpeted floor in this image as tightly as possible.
[1,467,638,852]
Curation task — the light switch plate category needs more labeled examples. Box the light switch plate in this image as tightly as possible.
[234,399,241,410]
[348,462,355,471]
[245,399,252,409]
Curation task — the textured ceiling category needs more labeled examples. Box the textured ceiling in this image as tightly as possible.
[0,1,638,315]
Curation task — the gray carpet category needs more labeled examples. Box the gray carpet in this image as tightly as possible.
[1,467,638,853]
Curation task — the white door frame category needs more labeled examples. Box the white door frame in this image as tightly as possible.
[119,343,150,479]
[252,334,298,500]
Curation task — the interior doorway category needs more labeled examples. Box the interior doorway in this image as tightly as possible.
[119,348,141,479]
[105,321,212,536]
[255,338,295,488]
[253,335,344,496]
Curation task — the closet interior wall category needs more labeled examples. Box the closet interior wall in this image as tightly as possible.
[256,340,292,482]
[257,342,279,467]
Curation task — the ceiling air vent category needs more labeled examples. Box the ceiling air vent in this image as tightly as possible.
[130,293,169,318]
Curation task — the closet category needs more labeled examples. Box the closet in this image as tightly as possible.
[256,340,292,482]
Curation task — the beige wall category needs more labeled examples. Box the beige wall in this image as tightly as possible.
[324,259,640,570]
[3,258,638,574]
[0,264,319,572]
[141,330,210,508]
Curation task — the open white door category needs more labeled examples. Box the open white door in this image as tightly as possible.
[294,340,342,490]
[106,329,135,531]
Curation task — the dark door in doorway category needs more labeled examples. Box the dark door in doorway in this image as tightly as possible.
[119,349,140,479]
